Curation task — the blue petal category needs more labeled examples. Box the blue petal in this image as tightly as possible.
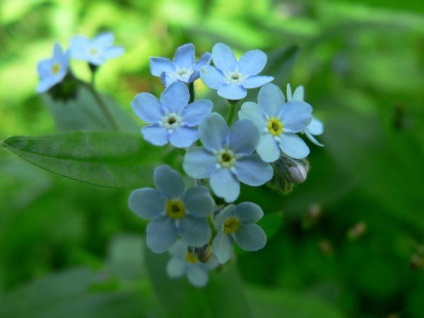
[280,101,312,133]
[210,168,240,202]
[238,102,267,128]
[36,78,56,93]
[179,216,211,247]
[37,59,53,77]
[234,154,273,186]
[307,116,324,135]
[305,130,324,147]
[199,113,229,150]
[234,202,263,223]
[154,165,185,197]
[214,204,235,229]
[256,133,280,163]
[187,266,208,287]
[183,148,216,179]
[258,83,285,116]
[160,82,190,113]
[194,52,212,71]
[242,75,274,89]
[169,127,199,148]
[93,32,114,47]
[212,43,237,71]
[131,93,163,122]
[166,257,186,278]
[169,239,189,256]
[238,49,267,75]
[150,57,175,77]
[234,223,267,251]
[181,99,213,126]
[200,65,225,89]
[146,217,178,253]
[229,119,259,155]
[292,85,304,101]
[278,133,310,159]
[128,188,166,219]
[183,187,214,217]
[173,43,194,69]
[142,126,168,146]
[286,83,293,101]
[104,46,124,59]
[217,83,246,100]
[212,232,233,264]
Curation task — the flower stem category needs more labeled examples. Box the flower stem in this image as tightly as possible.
[78,80,120,130]
[207,214,218,237]
[226,99,240,126]
[188,82,195,104]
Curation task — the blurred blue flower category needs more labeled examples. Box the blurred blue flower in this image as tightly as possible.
[36,43,70,93]
[128,165,214,253]
[286,84,324,147]
[200,43,274,100]
[238,83,313,162]
[212,202,266,264]
[132,82,213,148]
[69,32,124,65]
[166,240,219,287]
[150,43,211,87]
[183,113,273,202]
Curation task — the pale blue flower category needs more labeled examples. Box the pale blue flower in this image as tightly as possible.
[36,43,70,93]
[128,165,214,253]
[150,43,211,87]
[166,240,219,287]
[183,113,273,203]
[286,84,324,147]
[212,202,266,264]
[238,83,313,162]
[70,32,124,65]
[200,43,274,100]
[132,82,213,148]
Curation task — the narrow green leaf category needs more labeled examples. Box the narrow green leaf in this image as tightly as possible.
[2,132,164,189]
[144,245,254,318]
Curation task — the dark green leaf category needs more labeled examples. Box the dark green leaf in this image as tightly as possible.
[2,132,165,189]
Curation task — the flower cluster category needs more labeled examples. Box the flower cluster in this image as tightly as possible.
[36,32,124,93]
[129,42,324,287]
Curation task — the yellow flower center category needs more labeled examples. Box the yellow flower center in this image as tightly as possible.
[52,63,61,74]
[89,48,99,55]
[185,251,199,264]
[267,118,283,136]
[223,216,240,234]
[166,199,185,219]
[217,149,235,168]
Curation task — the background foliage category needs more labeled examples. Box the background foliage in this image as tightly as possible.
[1,0,423,317]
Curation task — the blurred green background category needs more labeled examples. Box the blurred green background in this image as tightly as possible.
[1,0,424,317]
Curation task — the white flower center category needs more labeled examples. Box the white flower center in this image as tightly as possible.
[226,71,245,84]
[162,113,182,130]
[216,149,236,168]
[174,68,192,81]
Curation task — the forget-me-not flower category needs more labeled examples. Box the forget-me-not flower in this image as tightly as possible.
[36,43,70,93]
[286,84,324,147]
[238,83,313,162]
[150,43,211,88]
[212,202,266,264]
[183,113,273,203]
[200,43,274,100]
[166,240,219,287]
[132,82,213,148]
[69,32,124,65]
[129,165,214,253]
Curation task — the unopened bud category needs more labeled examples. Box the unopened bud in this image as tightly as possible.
[284,161,308,183]
[194,244,213,263]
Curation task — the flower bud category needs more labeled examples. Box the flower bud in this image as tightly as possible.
[284,160,308,183]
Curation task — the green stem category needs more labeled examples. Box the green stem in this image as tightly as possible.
[207,214,218,237]
[78,80,119,130]
[188,82,195,104]
[226,99,240,126]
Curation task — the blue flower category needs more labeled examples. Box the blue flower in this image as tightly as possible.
[286,84,324,147]
[132,82,213,148]
[36,43,70,93]
[150,43,211,88]
[238,83,313,162]
[128,165,214,253]
[200,43,274,100]
[69,32,124,65]
[183,113,273,203]
[166,240,219,287]
[212,202,266,264]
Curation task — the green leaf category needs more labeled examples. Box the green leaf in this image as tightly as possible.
[2,132,165,189]
[257,212,284,240]
[144,245,254,318]
[247,286,346,318]
[42,84,138,133]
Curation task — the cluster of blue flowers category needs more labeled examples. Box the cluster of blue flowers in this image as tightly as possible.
[36,32,124,93]
[129,42,324,287]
